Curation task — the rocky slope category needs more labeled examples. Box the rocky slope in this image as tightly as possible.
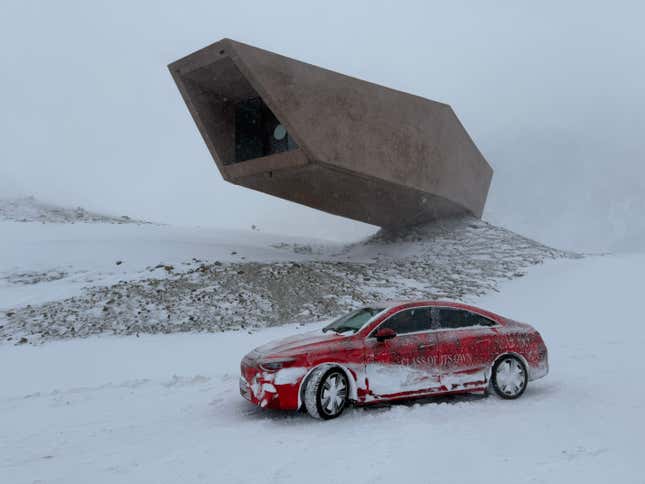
[0,216,577,344]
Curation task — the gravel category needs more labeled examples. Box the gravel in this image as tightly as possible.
[0,216,577,344]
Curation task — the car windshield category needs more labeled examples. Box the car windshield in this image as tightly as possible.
[323,307,385,334]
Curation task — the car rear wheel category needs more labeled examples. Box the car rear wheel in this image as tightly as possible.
[491,355,528,399]
[303,366,349,420]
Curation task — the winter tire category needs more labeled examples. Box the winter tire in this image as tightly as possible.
[491,355,528,399]
[304,366,349,420]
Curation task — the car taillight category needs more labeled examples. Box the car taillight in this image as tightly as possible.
[537,338,548,359]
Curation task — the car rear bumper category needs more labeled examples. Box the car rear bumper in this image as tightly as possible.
[528,352,549,381]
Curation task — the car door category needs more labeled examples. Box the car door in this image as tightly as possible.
[432,307,498,391]
[364,307,442,399]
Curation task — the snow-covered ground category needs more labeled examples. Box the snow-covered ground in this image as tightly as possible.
[0,201,570,343]
[0,220,326,310]
[0,198,637,482]
[0,197,337,310]
[2,252,643,483]
[0,196,153,225]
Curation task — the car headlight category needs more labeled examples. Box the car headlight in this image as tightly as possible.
[259,358,296,371]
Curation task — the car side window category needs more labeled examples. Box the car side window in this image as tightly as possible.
[374,308,433,336]
[435,308,496,329]
[466,312,497,327]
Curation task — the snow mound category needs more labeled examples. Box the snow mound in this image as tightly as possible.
[0,216,577,344]
[0,196,153,224]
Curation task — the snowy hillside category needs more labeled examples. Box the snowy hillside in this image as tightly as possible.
[0,216,326,311]
[0,196,153,225]
[0,202,573,344]
[1,251,642,483]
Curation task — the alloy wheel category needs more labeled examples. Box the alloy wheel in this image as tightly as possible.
[320,371,348,417]
[493,356,527,399]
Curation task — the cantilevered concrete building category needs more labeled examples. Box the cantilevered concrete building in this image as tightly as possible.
[169,39,492,228]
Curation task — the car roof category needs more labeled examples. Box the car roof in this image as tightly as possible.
[375,300,463,309]
[373,300,504,321]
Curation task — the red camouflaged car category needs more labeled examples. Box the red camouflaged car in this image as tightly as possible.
[240,301,548,419]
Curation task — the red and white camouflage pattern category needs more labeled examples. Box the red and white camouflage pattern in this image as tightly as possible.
[240,301,548,410]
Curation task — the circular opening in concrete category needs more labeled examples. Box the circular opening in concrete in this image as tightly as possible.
[273,124,287,141]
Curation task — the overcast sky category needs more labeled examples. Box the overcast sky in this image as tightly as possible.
[1,1,644,250]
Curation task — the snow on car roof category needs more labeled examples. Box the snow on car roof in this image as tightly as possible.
[376,300,463,309]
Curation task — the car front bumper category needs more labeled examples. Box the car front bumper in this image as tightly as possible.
[239,377,252,402]
[239,370,301,410]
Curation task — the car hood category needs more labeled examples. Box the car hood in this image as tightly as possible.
[250,330,346,359]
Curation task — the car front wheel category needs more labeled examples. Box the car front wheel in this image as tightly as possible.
[303,366,349,419]
[491,355,528,399]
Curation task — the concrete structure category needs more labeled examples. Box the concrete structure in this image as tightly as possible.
[169,39,492,228]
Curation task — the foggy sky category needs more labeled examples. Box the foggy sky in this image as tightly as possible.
[1,1,644,250]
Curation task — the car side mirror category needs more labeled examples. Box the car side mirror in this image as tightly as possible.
[376,328,397,342]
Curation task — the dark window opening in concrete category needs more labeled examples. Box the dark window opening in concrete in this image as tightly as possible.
[233,97,298,163]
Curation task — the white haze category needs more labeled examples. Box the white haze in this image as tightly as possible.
[1,1,644,250]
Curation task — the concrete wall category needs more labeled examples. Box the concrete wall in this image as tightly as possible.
[169,38,493,227]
